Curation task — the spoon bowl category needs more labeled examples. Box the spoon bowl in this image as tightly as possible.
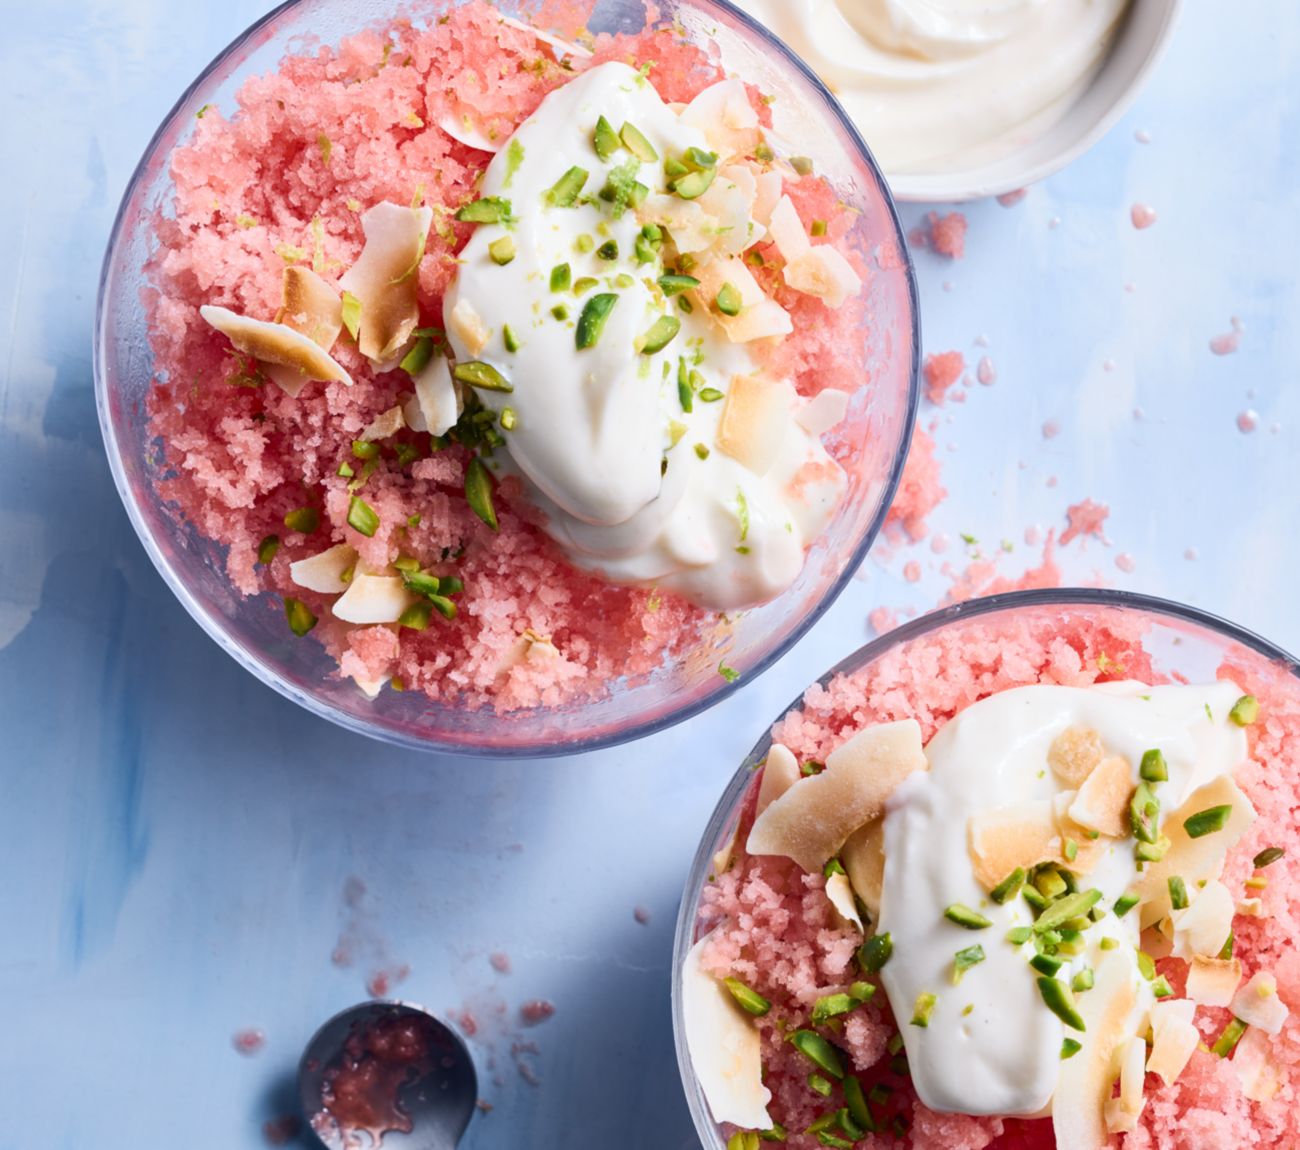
[299,1002,477,1150]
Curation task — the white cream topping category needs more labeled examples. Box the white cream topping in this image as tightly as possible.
[742,0,1130,175]
[877,681,1247,1117]
[443,62,848,610]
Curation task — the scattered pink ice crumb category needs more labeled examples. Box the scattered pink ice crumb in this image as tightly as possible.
[512,1040,541,1085]
[1134,407,1145,421]
[903,560,922,583]
[884,428,946,543]
[633,905,651,925]
[976,356,997,386]
[232,1029,266,1056]
[263,1116,302,1145]
[1103,358,1116,373]
[1115,553,1137,573]
[490,952,512,975]
[1135,128,1152,144]
[942,280,955,292]
[1184,547,1199,561]
[1237,409,1259,433]
[367,965,409,998]
[1046,476,1058,488]
[451,1007,478,1037]
[1048,216,1061,230]
[1042,420,1061,440]
[1024,525,1043,547]
[927,211,967,258]
[1059,498,1110,547]
[923,351,966,405]
[1211,316,1244,356]
[1125,281,1137,293]
[1131,203,1158,229]
[996,188,1028,207]
[868,607,898,636]
[520,1000,556,1026]
[930,533,951,555]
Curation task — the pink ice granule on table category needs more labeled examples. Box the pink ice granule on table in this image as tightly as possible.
[1131,203,1158,230]
[1059,498,1110,547]
[142,0,874,710]
[698,605,1300,1150]
[922,352,965,406]
[885,427,947,543]
[911,211,967,259]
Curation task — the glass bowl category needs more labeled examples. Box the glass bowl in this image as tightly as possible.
[671,587,1300,1144]
[94,0,919,756]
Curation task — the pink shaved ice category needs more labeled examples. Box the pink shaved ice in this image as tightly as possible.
[143,1,876,709]
[697,606,1300,1149]
[923,352,965,406]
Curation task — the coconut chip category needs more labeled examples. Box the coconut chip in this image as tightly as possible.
[824,871,864,933]
[438,111,502,153]
[332,574,416,625]
[746,719,927,873]
[1048,726,1106,788]
[494,12,592,61]
[361,405,406,442]
[1230,970,1289,1035]
[1186,956,1242,1008]
[690,256,792,344]
[716,375,796,477]
[278,265,343,348]
[796,389,850,437]
[1103,1036,1148,1134]
[449,298,491,358]
[756,743,799,816]
[678,79,761,162]
[768,196,810,263]
[783,246,862,310]
[841,819,885,918]
[1067,754,1133,838]
[200,305,352,388]
[1147,1000,1199,1086]
[968,794,1108,891]
[1170,879,1235,959]
[681,933,773,1130]
[289,544,358,594]
[338,201,433,362]
[1232,1026,1284,1102]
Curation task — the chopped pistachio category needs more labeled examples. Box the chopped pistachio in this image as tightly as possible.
[1022,886,1048,913]
[593,115,620,160]
[620,121,658,162]
[842,1077,876,1134]
[683,146,718,170]
[399,601,433,630]
[1061,1038,1082,1060]
[811,993,857,1025]
[1034,868,1068,900]
[341,291,362,340]
[990,868,1026,904]
[464,457,498,531]
[1099,937,1119,950]
[723,977,771,1016]
[283,507,320,534]
[694,443,710,460]
[1034,889,1102,933]
[502,138,525,187]
[1135,950,1157,980]
[1228,694,1259,726]
[502,325,521,354]
[1006,926,1033,945]
[550,263,572,293]
[456,196,512,224]
[953,945,985,982]
[1184,804,1233,838]
[572,276,599,295]
[715,282,743,317]
[1064,838,1079,862]
[848,982,875,1003]
[790,1030,844,1079]
[500,407,518,431]
[1168,875,1189,910]
[551,304,570,321]
[284,597,317,637]
[1253,846,1285,869]
[639,315,681,355]
[489,235,516,265]
[698,387,724,403]
[1129,781,1161,844]
[808,1073,833,1098]
[910,992,937,1028]
[1219,931,1235,960]
[453,361,514,392]
[352,440,380,460]
[887,1033,904,1056]
[859,932,893,973]
[1072,968,1095,993]
[597,239,619,261]
[823,857,846,878]
[345,496,379,537]
[257,535,281,564]
[1030,954,1062,977]
[718,661,740,683]
[1151,975,1174,998]
[791,155,815,176]
[672,166,716,199]
[944,904,992,930]
[811,219,827,237]
[1140,748,1169,782]
[659,273,701,296]
[576,294,619,350]
[1211,1017,1248,1057]
[677,358,695,412]
[400,337,435,377]
[1037,977,1086,1031]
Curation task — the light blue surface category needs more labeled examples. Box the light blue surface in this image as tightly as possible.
[1,3,1297,1148]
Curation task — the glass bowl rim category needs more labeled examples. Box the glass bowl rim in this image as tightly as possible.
[92,0,921,758]
[670,585,1300,1140]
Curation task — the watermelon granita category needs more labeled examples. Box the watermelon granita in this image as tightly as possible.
[683,601,1300,1150]
[144,0,885,710]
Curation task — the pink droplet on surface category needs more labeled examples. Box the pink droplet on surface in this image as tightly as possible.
[633,905,651,925]
[868,607,898,636]
[1134,128,1152,144]
[1124,281,1137,293]
[1024,525,1043,547]
[1116,553,1137,574]
[1046,476,1059,488]
[1042,419,1061,440]
[490,952,512,974]
[1060,499,1110,547]
[1130,203,1158,230]
[232,1029,266,1056]
[1184,547,1199,561]
[903,561,922,583]
[1048,216,1061,230]
[1211,317,1244,356]
[997,188,1028,207]
[1103,359,1116,373]
[977,356,997,386]
[520,1000,556,1026]
[930,533,951,555]
[1237,409,1259,434]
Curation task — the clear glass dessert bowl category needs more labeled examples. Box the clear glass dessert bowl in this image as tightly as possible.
[671,587,1300,1145]
[94,0,919,756]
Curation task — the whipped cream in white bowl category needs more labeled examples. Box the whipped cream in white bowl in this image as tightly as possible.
[741,0,1184,202]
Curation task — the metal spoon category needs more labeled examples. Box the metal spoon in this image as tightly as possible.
[299,1001,478,1150]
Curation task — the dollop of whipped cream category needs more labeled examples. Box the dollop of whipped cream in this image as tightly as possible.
[443,61,856,611]
[741,0,1130,175]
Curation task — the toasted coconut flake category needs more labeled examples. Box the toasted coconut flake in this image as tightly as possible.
[841,819,885,918]
[752,170,784,228]
[1068,755,1133,838]
[640,194,717,255]
[1232,1026,1283,1102]
[289,544,358,594]
[1053,951,1142,1150]
[438,112,502,153]
[494,12,592,60]
[1186,956,1242,1008]
[406,354,462,437]
[200,305,352,388]
[783,246,863,310]
[711,823,740,878]
[756,743,799,816]
[747,720,927,873]
[1135,775,1256,921]
[361,405,406,442]
[969,800,1059,890]
[449,298,491,358]
[825,871,864,933]
[1147,1004,1199,1085]
[279,265,343,349]
[716,375,795,477]
[679,79,761,161]
[723,298,793,343]
[768,195,810,263]
[332,574,416,625]
[682,933,773,1130]
[699,166,762,256]
[1230,971,1289,1034]
[1170,879,1235,959]
[338,202,433,361]
[353,674,390,698]
[1048,726,1106,787]
[1117,1035,1147,1116]
[1237,897,1265,917]
[796,389,851,437]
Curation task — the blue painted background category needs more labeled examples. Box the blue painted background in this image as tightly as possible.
[1,2,1297,1147]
